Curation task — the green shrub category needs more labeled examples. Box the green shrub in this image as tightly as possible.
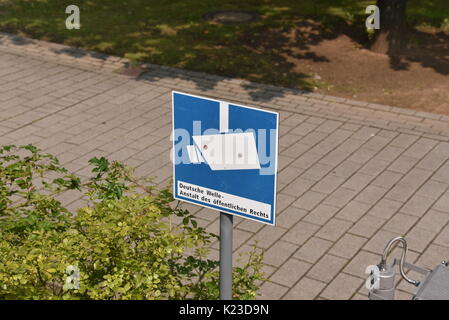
[0,145,264,300]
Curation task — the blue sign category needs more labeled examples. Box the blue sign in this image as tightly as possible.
[172,91,279,225]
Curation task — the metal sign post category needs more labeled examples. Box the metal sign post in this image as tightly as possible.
[219,212,233,300]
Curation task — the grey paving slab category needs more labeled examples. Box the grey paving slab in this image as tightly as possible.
[2,32,449,300]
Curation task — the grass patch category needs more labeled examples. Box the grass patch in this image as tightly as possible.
[0,0,448,90]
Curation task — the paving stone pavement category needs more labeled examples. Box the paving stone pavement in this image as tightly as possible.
[1,32,449,300]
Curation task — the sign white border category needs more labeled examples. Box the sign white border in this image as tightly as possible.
[171,91,279,226]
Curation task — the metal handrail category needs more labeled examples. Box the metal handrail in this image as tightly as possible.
[380,236,420,286]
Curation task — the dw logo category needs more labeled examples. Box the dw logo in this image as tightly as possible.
[66,5,80,30]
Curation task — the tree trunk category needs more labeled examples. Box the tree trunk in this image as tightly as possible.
[371,0,407,55]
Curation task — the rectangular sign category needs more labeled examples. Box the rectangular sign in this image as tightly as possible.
[172,91,279,225]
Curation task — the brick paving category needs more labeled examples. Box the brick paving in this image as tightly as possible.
[1,32,449,300]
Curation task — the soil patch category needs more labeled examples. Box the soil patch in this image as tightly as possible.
[282,25,449,114]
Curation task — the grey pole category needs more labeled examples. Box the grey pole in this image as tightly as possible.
[219,212,233,300]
